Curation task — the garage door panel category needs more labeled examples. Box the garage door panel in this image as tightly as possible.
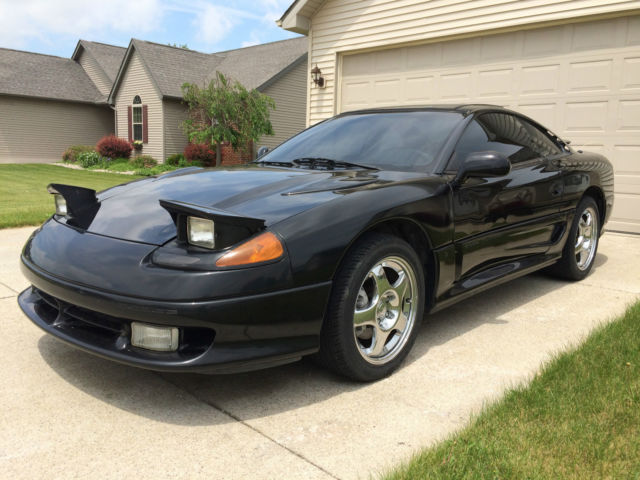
[516,103,558,131]
[621,57,640,90]
[613,145,640,174]
[374,79,402,103]
[520,64,561,96]
[440,72,473,100]
[617,100,640,130]
[568,60,612,93]
[565,101,609,133]
[340,16,640,233]
[406,76,435,101]
[627,16,640,45]
[478,69,513,98]
[481,32,518,61]
[572,18,618,51]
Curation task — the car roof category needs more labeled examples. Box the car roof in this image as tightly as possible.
[338,104,514,117]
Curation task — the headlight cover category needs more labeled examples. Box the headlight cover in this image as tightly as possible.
[187,216,215,249]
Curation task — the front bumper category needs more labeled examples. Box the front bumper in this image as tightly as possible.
[19,257,331,373]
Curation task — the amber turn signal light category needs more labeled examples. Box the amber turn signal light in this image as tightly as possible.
[216,232,284,267]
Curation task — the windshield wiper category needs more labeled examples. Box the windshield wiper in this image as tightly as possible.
[291,157,378,171]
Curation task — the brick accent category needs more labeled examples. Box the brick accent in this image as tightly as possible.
[220,141,253,165]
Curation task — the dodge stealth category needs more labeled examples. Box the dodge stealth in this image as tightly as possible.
[18,105,614,381]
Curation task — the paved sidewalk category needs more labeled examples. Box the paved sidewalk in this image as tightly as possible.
[1,226,639,479]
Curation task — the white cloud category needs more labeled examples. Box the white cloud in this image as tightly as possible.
[0,0,164,49]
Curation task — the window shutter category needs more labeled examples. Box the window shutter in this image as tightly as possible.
[127,106,132,142]
[142,105,149,144]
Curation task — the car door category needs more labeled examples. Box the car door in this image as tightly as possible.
[449,112,566,282]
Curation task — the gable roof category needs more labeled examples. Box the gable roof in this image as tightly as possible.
[73,40,126,82]
[0,48,104,103]
[109,36,307,103]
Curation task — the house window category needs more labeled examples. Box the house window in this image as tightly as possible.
[132,95,143,141]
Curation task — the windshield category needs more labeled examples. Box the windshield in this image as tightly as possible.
[258,111,464,172]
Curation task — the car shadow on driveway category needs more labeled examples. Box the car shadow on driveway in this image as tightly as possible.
[37,255,607,425]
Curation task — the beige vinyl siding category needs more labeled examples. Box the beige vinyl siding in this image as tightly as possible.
[308,0,640,125]
[76,49,111,96]
[259,59,308,150]
[114,51,164,161]
[0,95,113,163]
[163,99,188,159]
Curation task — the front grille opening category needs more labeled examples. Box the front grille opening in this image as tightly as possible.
[32,287,215,359]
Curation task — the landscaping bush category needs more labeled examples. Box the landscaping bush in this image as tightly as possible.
[62,145,95,163]
[129,155,158,169]
[166,153,185,166]
[97,135,132,159]
[77,151,104,168]
[184,143,216,165]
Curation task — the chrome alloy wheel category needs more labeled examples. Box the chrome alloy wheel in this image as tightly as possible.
[575,206,598,271]
[353,256,418,365]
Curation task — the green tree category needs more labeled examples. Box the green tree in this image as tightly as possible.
[181,72,276,166]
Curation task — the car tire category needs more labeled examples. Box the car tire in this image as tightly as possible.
[547,196,600,281]
[316,233,425,382]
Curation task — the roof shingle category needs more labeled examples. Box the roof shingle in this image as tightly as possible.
[0,48,103,103]
[77,40,127,82]
[118,36,307,99]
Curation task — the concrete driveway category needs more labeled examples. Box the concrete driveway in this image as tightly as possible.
[1,226,639,480]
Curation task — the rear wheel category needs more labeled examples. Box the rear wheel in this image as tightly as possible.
[548,196,600,280]
[317,233,425,381]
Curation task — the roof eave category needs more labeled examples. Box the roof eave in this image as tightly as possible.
[0,92,109,106]
[277,0,311,34]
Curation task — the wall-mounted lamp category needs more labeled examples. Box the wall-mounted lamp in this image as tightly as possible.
[311,64,325,88]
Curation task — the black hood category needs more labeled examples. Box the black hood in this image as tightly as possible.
[69,166,433,245]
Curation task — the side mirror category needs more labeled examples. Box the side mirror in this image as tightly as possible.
[257,146,270,158]
[456,151,511,183]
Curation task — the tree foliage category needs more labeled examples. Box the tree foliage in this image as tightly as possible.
[181,72,275,165]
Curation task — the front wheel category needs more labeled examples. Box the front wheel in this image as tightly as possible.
[548,196,600,280]
[316,233,425,381]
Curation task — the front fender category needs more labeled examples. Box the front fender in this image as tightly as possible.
[272,178,453,287]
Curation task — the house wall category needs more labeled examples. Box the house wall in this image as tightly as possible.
[114,50,164,161]
[259,58,308,150]
[76,48,111,96]
[0,95,113,163]
[163,98,188,159]
[307,0,640,125]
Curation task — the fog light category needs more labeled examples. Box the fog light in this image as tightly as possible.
[131,322,179,352]
[187,216,215,249]
[54,194,67,216]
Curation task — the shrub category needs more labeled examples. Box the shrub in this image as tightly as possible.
[184,143,216,165]
[62,145,95,163]
[166,153,185,166]
[97,135,132,159]
[129,155,157,169]
[77,151,104,168]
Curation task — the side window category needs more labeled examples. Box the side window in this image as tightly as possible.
[518,117,563,158]
[449,113,560,171]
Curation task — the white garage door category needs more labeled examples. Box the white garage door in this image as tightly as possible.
[339,16,640,233]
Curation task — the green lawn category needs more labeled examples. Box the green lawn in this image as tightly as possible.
[384,301,640,480]
[0,164,143,229]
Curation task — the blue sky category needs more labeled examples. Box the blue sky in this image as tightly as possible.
[0,0,300,57]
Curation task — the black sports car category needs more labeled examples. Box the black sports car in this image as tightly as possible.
[18,105,614,381]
